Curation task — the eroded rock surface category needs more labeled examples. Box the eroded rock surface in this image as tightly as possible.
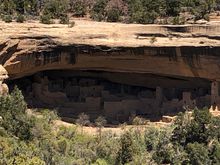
[1,20,220,80]
[2,20,220,121]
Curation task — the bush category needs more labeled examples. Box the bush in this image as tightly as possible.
[95,116,107,140]
[144,127,160,151]
[172,16,185,25]
[187,108,212,144]
[172,108,213,146]
[91,0,108,21]
[106,8,120,22]
[59,14,69,24]
[204,14,210,21]
[76,113,90,134]
[165,0,181,17]
[16,14,25,23]
[152,128,175,164]
[132,116,149,125]
[40,14,53,24]
[128,0,160,24]
[3,15,12,23]
[117,132,134,164]
[186,142,211,164]
[95,133,120,164]
[92,158,108,165]
[105,0,128,22]
[70,0,87,17]
[0,87,34,140]
[42,0,69,19]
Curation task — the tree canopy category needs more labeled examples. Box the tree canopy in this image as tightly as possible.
[0,0,220,24]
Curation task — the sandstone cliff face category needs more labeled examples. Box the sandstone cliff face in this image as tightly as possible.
[2,20,220,120]
[1,20,220,82]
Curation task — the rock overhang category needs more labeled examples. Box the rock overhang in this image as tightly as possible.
[2,20,220,120]
[1,20,220,81]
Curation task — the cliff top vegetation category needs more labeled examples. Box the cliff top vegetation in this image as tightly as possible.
[1,0,220,25]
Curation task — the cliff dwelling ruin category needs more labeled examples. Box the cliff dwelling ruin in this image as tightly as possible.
[2,21,220,123]
[6,45,220,123]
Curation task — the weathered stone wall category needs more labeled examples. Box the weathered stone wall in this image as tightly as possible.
[2,21,220,121]
[4,45,220,85]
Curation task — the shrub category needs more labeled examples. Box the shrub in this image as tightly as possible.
[210,141,220,164]
[95,132,120,164]
[172,111,192,146]
[92,158,108,165]
[172,108,213,146]
[128,0,160,24]
[165,0,181,17]
[132,116,149,125]
[3,15,12,23]
[76,113,90,126]
[16,14,25,23]
[106,8,120,22]
[187,108,212,144]
[0,87,34,140]
[117,132,134,164]
[186,142,211,164]
[144,127,160,151]
[204,14,210,21]
[152,128,176,164]
[42,0,69,19]
[105,0,128,22]
[95,116,107,128]
[59,14,69,24]
[40,14,53,24]
[91,0,108,21]
[76,113,90,134]
[95,116,107,140]
[70,0,87,17]
[56,137,70,155]
[190,0,215,21]
[172,16,181,25]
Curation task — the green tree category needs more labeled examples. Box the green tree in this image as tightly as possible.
[187,108,212,144]
[105,0,128,22]
[210,140,220,164]
[186,142,211,165]
[165,0,182,16]
[152,128,176,164]
[127,0,144,23]
[42,0,69,19]
[186,0,216,21]
[144,127,160,151]
[117,132,134,164]
[0,86,34,140]
[70,0,87,17]
[127,0,162,24]
[172,111,192,146]
[172,109,212,146]
[0,0,16,15]
[91,0,108,21]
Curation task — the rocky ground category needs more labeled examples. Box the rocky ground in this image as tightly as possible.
[54,109,220,136]
[1,19,220,49]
